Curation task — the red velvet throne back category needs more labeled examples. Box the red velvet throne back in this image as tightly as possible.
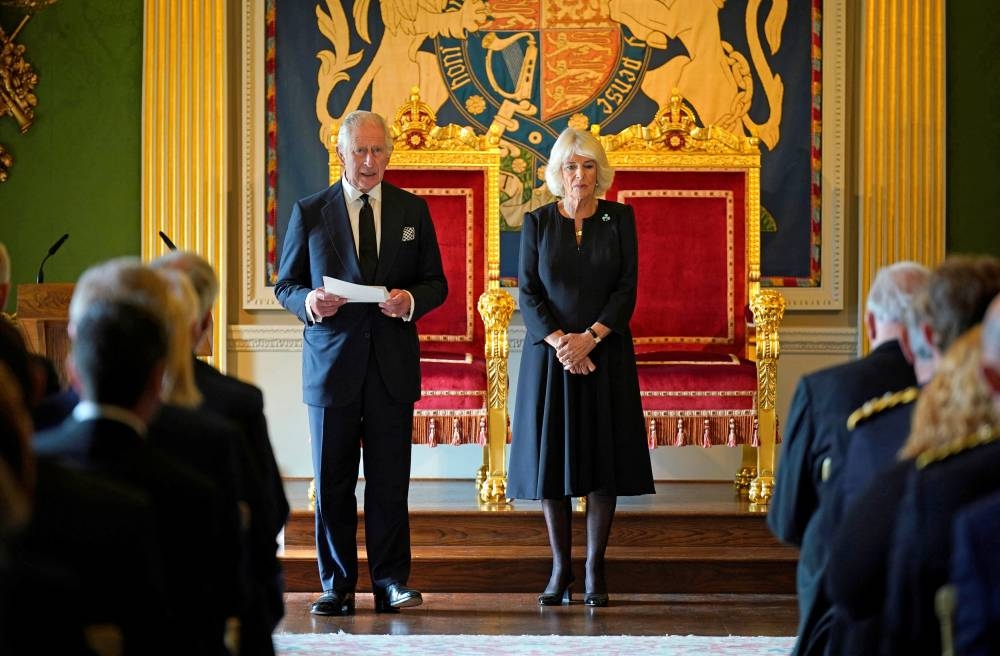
[381,168,489,447]
[610,171,757,449]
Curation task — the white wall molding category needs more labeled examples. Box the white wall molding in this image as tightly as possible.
[779,327,858,356]
[229,325,303,352]
[230,324,858,357]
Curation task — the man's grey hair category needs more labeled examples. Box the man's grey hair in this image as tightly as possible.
[545,128,614,197]
[923,255,1000,352]
[151,250,219,319]
[336,111,393,158]
[69,257,171,331]
[865,261,931,324]
[0,242,9,285]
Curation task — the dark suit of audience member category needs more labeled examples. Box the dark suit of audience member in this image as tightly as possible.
[883,438,1000,655]
[950,489,1000,656]
[193,357,289,634]
[32,388,78,431]
[822,388,916,656]
[23,458,170,655]
[32,301,230,656]
[837,390,917,519]
[0,359,94,656]
[147,403,248,633]
[36,410,229,655]
[824,457,915,655]
[768,339,916,654]
[30,383,250,646]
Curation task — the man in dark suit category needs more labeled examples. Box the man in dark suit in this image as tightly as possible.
[767,261,929,656]
[154,249,290,652]
[35,262,243,655]
[33,299,226,655]
[275,110,447,615]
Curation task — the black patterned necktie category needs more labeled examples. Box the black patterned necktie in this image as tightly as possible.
[358,193,378,283]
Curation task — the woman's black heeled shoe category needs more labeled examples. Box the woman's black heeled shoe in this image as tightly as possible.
[537,578,574,606]
[583,592,609,607]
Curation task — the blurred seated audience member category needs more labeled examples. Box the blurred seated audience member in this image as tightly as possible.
[768,261,928,656]
[881,322,1000,655]
[28,259,248,653]
[827,325,998,655]
[146,268,248,652]
[839,255,1000,515]
[34,261,236,656]
[949,488,1000,656]
[153,250,288,651]
[827,255,1000,656]
[0,361,114,655]
[943,293,1000,656]
[0,362,32,540]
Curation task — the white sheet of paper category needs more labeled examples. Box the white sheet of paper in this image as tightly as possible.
[323,276,390,303]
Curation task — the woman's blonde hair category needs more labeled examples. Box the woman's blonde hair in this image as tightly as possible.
[544,128,614,197]
[900,325,999,459]
[157,269,202,408]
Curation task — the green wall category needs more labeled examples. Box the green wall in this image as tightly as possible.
[946,2,1000,257]
[0,1,143,313]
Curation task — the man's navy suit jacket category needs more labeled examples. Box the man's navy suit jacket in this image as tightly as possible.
[274,180,448,408]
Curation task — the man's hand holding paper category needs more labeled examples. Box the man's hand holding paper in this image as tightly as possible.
[308,288,349,319]
[379,289,412,320]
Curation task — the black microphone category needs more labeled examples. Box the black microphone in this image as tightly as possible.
[36,233,69,284]
[158,231,177,251]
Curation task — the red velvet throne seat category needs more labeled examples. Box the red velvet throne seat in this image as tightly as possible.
[324,90,514,504]
[596,93,786,504]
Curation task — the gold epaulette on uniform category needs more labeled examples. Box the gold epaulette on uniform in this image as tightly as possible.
[846,386,920,431]
[916,424,1000,469]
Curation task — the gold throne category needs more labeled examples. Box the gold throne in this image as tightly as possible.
[594,92,786,504]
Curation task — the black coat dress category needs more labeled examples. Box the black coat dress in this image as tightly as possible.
[508,199,654,500]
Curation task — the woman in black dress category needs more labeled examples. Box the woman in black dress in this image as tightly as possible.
[508,128,654,607]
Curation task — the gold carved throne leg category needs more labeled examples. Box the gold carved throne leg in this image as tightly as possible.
[734,445,757,497]
[478,288,516,505]
[749,290,786,507]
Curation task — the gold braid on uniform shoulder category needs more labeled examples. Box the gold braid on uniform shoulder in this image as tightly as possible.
[846,386,920,430]
[916,424,1000,470]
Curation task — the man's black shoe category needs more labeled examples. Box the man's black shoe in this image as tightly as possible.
[374,583,423,613]
[310,590,355,616]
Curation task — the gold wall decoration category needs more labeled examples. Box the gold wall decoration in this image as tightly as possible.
[859,0,946,353]
[0,142,12,181]
[0,13,37,182]
[0,1,58,8]
[141,0,229,371]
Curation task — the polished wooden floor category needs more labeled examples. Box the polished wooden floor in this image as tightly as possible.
[277,479,799,636]
[276,591,799,636]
